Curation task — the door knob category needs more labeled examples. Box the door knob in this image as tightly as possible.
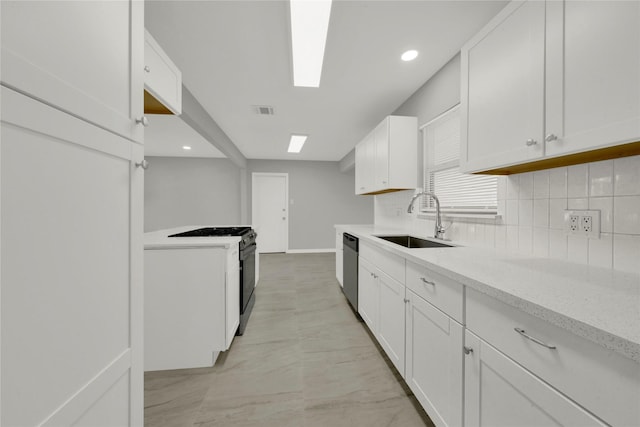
[135,159,149,170]
[545,134,558,142]
[282,217,286,220]
[525,139,537,146]
[136,116,149,127]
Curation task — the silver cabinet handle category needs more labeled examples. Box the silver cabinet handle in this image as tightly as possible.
[463,346,473,355]
[144,65,150,73]
[545,134,558,142]
[525,139,537,146]
[514,328,557,349]
[420,277,435,286]
[135,159,149,170]
[403,298,409,303]
[136,116,149,127]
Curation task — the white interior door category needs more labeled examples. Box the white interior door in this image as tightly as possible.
[252,173,288,253]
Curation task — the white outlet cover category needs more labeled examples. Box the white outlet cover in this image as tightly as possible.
[564,210,600,238]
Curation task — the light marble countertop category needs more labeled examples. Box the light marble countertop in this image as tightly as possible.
[144,225,243,250]
[336,224,640,363]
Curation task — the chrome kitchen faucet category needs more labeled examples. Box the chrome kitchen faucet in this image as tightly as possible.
[407,191,446,240]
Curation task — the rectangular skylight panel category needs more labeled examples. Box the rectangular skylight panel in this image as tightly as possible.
[290,0,332,87]
[288,135,308,153]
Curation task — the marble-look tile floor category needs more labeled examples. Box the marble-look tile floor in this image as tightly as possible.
[145,253,435,427]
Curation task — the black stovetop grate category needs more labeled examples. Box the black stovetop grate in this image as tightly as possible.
[168,227,252,238]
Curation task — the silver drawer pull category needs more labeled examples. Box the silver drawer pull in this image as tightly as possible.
[420,277,435,286]
[514,328,557,350]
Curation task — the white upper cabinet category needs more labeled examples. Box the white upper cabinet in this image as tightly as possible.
[461,0,640,174]
[461,1,545,173]
[1,0,145,143]
[355,115,418,195]
[144,29,182,115]
[544,0,640,158]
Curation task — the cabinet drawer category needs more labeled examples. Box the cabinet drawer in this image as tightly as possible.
[406,261,463,323]
[360,241,404,284]
[466,288,640,427]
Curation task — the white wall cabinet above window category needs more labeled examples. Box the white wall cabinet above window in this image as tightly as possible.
[144,29,182,115]
[461,0,640,175]
[355,115,418,195]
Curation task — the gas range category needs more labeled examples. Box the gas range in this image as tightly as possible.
[168,226,257,249]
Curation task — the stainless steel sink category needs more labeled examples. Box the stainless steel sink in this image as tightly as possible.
[375,235,453,248]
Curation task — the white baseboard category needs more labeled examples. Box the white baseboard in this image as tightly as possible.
[286,248,336,254]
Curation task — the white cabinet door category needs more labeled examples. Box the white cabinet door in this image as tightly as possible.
[461,0,545,173]
[406,290,463,427]
[358,257,378,332]
[1,87,143,426]
[545,0,640,157]
[226,244,240,349]
[144,29,182,115]
[1,0,145,143]
[355,132,375,194]
[374,118,390,190]
[377,272,406,375]
[464,331,607,427]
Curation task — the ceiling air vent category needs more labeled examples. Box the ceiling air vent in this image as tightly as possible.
[253,105,275,115]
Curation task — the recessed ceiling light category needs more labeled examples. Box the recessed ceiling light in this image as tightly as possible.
[288,135,307,153]
[290,0,332,87]
[182,145,192,150]
[401,50,419,61]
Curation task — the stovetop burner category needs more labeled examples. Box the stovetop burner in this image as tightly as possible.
[168,227,252,238]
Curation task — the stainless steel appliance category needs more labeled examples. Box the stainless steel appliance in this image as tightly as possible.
[342,233,359,313]
[168,226,257,335]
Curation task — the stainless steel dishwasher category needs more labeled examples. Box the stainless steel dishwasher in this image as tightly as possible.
[342,233,359,312]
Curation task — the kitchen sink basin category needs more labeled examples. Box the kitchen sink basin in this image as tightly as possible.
[375,235,454,248]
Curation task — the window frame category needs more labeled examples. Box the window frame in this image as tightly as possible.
[420,104,498,216]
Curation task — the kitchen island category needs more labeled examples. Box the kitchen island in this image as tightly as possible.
[144,226,251,371]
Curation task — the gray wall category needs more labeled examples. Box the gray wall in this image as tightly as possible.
[391,53,462,186]
[247,160,373,250]
[144,157,242,232]
[393,53,461,124]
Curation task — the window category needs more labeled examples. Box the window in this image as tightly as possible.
[421,104,497,214]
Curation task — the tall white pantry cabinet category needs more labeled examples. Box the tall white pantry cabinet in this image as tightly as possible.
[1,2,145,426]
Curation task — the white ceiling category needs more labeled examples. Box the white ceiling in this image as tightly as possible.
[145,0,507,161]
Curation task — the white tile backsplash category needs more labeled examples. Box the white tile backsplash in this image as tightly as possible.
[518,172,534,200]
[589,160,614,197]
[568,164,589,198]
[533,170,550,199]
[613,196,640,235]
[549,167,568,198]
[374,155,640,274]
[533,199,550,228]
[614,156,640,196]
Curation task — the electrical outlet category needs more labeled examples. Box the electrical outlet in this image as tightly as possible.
[564,210,600,238]
[569,215,579,232]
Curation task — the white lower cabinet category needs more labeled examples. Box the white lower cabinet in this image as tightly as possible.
[358,257,379,332]
[358,244,406,375]
[406,290,463,427]
[464,330,606,427]
[351,238,638,427]
[377,272,406,375]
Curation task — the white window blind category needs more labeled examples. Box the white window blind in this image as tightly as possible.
[422,105,497,213]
